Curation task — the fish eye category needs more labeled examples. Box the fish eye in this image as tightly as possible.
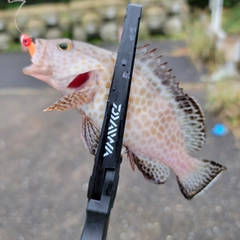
[58,42,72,51]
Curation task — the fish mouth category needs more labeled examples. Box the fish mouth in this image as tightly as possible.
[67,71,90,89]
[23,61,91,91]
[23,64,52,82]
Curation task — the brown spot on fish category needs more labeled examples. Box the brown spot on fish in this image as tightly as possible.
[150,126,157,135]
[98,105,104,111]
[153,120,159,128]
[159,126,164,133]
[145,120,151,128]
[95,97,101,104]
[102,58,109,64]
[165,109,170,115]
[143,106,147,113]
[103,94,108,102]
[171,135,176,143]
[146,92,151,99]
[136,107,141,115]
[167,115,173,122]
[143,130,150,138]
[161,117,166,124]
[95,64,102,68]
[140,88,146,95]
[141,98,146,105]
[98,88,104,94]
[105,82,111,88]
[153,101,159,111]
[141,113,148,122]
[134,97,140,105]
[129,96,134,104]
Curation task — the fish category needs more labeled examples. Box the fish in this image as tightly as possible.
[22,35,226,199]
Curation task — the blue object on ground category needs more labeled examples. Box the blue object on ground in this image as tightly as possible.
[211,123,227,136]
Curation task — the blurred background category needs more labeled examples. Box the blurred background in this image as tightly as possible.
[1,0,240,239]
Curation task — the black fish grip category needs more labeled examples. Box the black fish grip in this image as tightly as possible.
[80,4,142,240]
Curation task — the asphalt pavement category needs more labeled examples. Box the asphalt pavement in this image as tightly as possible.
[0,41,239,240]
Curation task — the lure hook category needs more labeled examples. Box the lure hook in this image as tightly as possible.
[8,0,27,35]
[8,1,35,56]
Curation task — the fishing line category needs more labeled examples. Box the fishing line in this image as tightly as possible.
[8,0,26,35]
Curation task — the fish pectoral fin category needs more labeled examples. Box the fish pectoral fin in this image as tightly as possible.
[44,87,97,112]
[81,116,100,155]
[177,159,226,200]
[127,152,170,184]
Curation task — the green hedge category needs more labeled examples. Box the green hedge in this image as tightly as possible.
[187,0,240,9]
[0,0,69,9]
[1,0,239,10]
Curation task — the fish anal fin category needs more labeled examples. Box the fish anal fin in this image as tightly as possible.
[127,152,170,184]
[44,87,97,112]
[127,150,136,171]
[177,159,226,200]
[81,116,100,155]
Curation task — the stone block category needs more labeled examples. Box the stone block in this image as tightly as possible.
[161,0,186,14]
[0,32,11,50]
[59,14,71,32]
[100,22,118,41]
[46,27,62,39]
[98,6,117,20]
[145,7,166,33]
[6,21,19,39]
[25,19,46,38]
[0,19,6,31]
[82,12,101,36]
[72,24,87,42]
[163,16,183,35]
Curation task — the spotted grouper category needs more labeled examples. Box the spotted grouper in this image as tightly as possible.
[21,34,226,199]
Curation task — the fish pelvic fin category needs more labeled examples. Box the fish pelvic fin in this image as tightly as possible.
[177,159,226,200]
[81,115,100,155]
[127,151,170,184]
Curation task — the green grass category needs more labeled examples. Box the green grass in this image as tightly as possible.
[184,18,224,72]
[2,42,21,52]
[147,32,186,41]
[185,6,240,137]
[206,78,240,137]
[222,3,240,34]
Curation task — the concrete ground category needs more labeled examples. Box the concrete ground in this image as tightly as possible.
[0,42,239,240]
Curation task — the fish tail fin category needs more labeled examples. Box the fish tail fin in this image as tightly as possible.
[177,159,226,199]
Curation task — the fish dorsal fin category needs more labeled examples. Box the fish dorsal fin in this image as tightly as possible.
[81,115,100,155]
[135,45,206,153]
[127,151,170,184]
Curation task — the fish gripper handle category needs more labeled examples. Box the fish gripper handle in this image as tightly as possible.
[80,4,142,240]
